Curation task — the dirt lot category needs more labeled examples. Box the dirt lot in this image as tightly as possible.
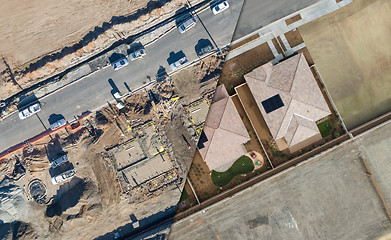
[299,0,391,129]
[356,121,391,211]
[220,42,275,95]
[169,137,391,240]
[172,55,224,104]
[0,0,200,100]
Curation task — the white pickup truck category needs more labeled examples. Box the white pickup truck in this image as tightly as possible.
[51,169,76,185]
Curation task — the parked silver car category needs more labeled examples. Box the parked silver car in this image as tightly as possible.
[18,103,41,120]
[51,155,69,168]
[50,118,67,130]
[178,16,197,33]
[128,48,146,61]
[169,56,188,71]
[112,57,129,70]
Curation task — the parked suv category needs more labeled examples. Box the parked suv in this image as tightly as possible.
[18,103,41,120]
[51,155,69,168]
[178,16,197,33]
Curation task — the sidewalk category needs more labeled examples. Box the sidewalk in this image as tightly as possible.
[226,0,352,61]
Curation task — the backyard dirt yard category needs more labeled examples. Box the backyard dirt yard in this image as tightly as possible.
[299,0,391,129]
[220,42,275,95]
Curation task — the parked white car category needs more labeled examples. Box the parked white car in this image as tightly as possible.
[128,48,146,61]
[169,56,188,71]
[212,1,229,15]
[112,57,129,70]
[18,103,41,120]
[178,16,197,33]
[51,169,76,185]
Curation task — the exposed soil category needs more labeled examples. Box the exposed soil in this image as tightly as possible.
[229,33,260,51]
[284,29,304,48]
[0,0,203,100]
[172,55,224,104]
[219,42,275,95]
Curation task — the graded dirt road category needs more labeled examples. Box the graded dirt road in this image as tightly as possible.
[299,0,391,129]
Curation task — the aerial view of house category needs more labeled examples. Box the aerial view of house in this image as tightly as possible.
[244,53,331,153]
[198,85,250,171]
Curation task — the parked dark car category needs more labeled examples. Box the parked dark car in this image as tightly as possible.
[197,44,214,56]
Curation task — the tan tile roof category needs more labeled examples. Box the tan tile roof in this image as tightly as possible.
[244,53,331,147]
[212,84,229,103]
[198,85,250,171]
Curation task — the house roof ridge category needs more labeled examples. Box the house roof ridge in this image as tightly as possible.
[287,120,300,145]
[294,97,331,116]
[202,127,216,159]
[287,54,302,93]
[275,95,294,138]
[216,97,229,129]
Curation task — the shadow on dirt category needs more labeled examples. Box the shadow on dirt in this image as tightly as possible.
[45,177,85,217]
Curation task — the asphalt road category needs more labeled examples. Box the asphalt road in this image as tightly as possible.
[0,0,244,152]
[232,0,322,41]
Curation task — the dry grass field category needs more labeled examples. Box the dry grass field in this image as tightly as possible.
[299,0,391,129]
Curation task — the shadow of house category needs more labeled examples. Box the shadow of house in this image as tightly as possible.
[45,177,85,217]
[167,51,186,66]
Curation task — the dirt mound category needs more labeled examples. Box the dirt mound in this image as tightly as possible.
[12,221,37,240]
[0,178,31,223]
[45,177,99,218]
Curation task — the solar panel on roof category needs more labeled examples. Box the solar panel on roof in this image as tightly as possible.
[261,94,284,114]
